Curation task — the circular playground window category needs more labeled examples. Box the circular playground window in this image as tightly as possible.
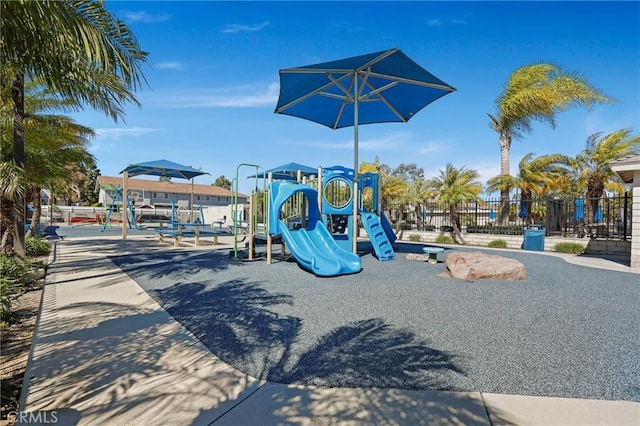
[324,177,352,209]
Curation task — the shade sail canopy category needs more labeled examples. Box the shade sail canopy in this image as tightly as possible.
[121,160,208,180]
[247,162,318,180]
[275,48,456,129]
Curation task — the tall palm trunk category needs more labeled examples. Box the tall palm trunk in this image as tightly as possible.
[12,70,26,256]
[1,196,15,254]
[521,188,533,225]
[586,175,605,224]
[450,207,467,245]
[499,128,511,225]
[25,185,42,238]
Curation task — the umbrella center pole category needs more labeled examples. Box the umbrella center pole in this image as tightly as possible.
[352,72,359,254]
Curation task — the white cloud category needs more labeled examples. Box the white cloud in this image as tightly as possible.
[93,127,160,150]
[426,18,467,27]
[122,11,170,23]
[299,133,450,154]
[359,132,414,151]
[329,21,364,33]
[418,141,447,155]
[151,82,279,108]
[221,21,271,34]
[156,61,185,71]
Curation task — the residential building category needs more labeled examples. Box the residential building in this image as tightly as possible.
[96,176,248,209]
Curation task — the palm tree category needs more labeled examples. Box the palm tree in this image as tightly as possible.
[486,152,571,224]
[573,129,640,220]
[428,163,482,244]
[24,122,95,239]
[488,63,612,225]
[1,0,148,255]
[0,162,24,253]
[1,77,96,246]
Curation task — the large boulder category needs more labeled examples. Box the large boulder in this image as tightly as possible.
[441,251,527,282]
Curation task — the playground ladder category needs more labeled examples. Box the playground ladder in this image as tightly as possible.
[361,212,395,261]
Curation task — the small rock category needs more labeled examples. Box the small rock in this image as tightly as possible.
[406,253,430,262]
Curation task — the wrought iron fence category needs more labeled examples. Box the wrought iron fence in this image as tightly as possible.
[387,192,632,240]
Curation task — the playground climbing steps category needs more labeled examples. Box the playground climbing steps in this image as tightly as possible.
[361,212,395,261]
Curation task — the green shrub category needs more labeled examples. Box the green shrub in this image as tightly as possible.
[408,234,422,242]
[0,255,27,320]
[0,254,27,281]
[26,236,51,257]
[435,235,454,244]
[487,239,508,248]
[0,276,21,320]
[554,242,585,254]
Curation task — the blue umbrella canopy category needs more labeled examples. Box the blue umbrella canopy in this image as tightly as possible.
[121,159,208,180]
[275,48,456,129]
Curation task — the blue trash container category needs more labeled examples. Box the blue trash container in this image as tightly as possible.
[523,229,545,251]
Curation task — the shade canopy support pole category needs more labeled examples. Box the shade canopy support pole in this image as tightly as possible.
[352,71,359,254]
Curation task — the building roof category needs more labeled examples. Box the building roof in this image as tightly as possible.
[97,176,247,198]
[609,154,640,183]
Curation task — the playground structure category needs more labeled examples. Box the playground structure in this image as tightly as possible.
[232,163,397,277]
[102,184,225,245]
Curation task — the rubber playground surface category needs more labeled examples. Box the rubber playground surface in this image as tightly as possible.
[53,227,638,403]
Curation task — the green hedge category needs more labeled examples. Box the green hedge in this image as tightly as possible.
[487,239,508,248]
[466,225,525,235]
[435,235,454,244]
[553,242,585,254]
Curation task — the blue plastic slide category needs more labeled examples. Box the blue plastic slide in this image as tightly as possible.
[379,212,397,244]
[269,181,361,277]
[361,212,395,261]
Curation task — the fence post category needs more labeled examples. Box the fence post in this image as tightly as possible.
[623,192,629,240]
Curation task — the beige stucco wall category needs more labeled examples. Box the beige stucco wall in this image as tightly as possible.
[631,179,640,271]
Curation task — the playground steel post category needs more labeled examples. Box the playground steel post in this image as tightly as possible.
[267,172,273,264]
[122,171,128,240]
[234,163,266,261]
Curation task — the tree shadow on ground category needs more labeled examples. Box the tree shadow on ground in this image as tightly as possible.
[151,281,300,380]
[270,318,463,390]
[151,280,465,391]
[110,250,234,280]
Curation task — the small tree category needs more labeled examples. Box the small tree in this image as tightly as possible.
[428,163,482,244]
[214,175,232,190]
[573,129,640,219]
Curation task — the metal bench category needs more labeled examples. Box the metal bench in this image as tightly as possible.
[422,247,445,264]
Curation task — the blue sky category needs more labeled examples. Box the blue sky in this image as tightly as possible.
[71,1,640,195]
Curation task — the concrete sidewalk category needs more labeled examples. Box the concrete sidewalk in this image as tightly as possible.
[20,238,640,425]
